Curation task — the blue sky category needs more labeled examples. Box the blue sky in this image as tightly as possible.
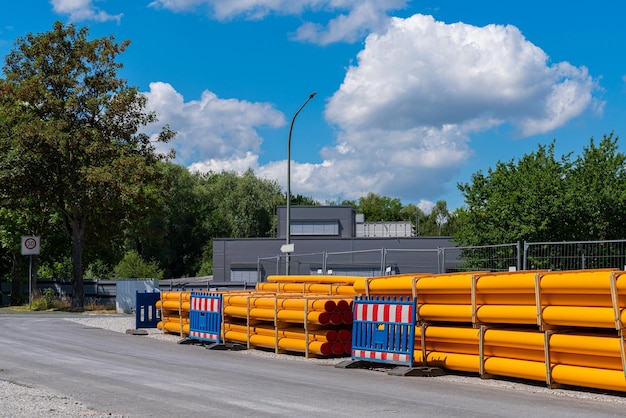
[1,1,624,212]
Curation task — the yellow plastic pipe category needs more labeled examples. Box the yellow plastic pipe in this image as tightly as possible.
[423,351,480,373]
[541,294,615,307]
[475,271,540,293]
[549,333,622,357]
[223,330,334,356]
[223,294,341,312]
[157,300,191,311]
[352,274,428,295]
[550,352,622,371]
[160,291,191,301]
[416,273,475,294]
[224,323,343,343]
[476,305,537,325]
[540,269,618,294]
[157,321,190,335]
[416,326,480,344]
[256,282,357,296]
[267,275,362,284]
[483,329,544,350]
[483,357,546,382]
[417,304,472,322]
[223,305,332,325]
[542,306,617,328]
[422,342,478,356]
[552,364,626,392]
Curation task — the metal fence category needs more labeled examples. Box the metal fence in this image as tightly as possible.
[524,239,626,271]
[257,239,626,281]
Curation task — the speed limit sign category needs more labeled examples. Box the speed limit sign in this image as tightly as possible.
[21,236,41,255]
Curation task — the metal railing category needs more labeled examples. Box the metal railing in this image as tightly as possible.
[256,239,626,282]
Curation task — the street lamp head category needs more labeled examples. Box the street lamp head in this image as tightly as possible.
[309,92,317,99]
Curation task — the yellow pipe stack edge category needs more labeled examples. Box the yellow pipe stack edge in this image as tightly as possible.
[220,284,354,357]
[361,269,626,392]
[156,291,190,337]
[155,269,626,392]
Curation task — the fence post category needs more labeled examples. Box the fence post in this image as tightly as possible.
[322,251,327,275]
[380,248,386,276]
[439,247,445,274]
[517,241,522,271]
[523,241,529,270]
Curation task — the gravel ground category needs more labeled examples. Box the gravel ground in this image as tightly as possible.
[2,314,626,417]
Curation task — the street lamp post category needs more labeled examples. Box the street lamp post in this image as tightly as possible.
[286,92,316,275]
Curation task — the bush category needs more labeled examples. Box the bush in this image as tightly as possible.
[31,288,70,310]
[114,250,163,279]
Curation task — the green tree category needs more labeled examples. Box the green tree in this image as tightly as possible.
[455,135,626,247]
[420,200,457,236]
[0,22,174,308]
[567,133,626,240]
[456,141,569,245]
[114,250,163,279]
[204,170,283,238]
[355,193,403,222]
[131,162,209,278]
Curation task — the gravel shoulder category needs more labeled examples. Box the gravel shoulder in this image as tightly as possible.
[2,312,626,417]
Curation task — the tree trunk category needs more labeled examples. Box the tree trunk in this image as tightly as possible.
[9,254,21,305]
[30,255,39,301]
[10,275,21,305]
[69,218,86,310]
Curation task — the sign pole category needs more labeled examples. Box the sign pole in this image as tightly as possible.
[28,255,32,309]
[21,236,41,309]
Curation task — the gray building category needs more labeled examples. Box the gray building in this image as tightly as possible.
[212,205,456,282]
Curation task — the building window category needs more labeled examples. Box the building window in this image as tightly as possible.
[230,268,258,282]
[291,220,339,236]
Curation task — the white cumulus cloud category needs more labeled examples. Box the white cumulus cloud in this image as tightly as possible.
[317,14,600,201]
[51,0,123,22]
[141,14,600,206]
[148,0,408,44]
[142,81,285,167]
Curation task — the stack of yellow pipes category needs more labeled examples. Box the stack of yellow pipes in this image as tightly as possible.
[220,276,356,357]
[256,274,360,297]
[360,269,626,392]
[156,291,191,336]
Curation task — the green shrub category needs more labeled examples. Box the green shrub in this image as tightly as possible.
[114,250,163,279]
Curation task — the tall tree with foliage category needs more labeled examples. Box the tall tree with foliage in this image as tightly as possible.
[455,134,626,247]
[0,22,174,308]
[356,192,403,222]
[130,162,209,278]
[567,133,626,240]
[204,170,284,238]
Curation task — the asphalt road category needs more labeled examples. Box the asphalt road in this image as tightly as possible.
[1,312,625,417]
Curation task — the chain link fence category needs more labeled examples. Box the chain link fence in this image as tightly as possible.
[256,239,626,282]
[524,239,626,271]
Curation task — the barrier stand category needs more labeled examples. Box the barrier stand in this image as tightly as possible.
[609,272,626,378]
[304,296,310,358]
[419,323,427,366]
[478,325,495,379]
[534,272,544,329]
[350,295,416,367]
[135,290,161,329]
[178,291,184,338]
[471,274,478,328]
[543,330,562,389]
[274,295,279,354]
[411,276,418,301]
[241,294,249,349]
[188,292,223,344]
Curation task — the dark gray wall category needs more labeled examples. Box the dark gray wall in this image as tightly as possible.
[212,236,456,281]
[276,205,356,238]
